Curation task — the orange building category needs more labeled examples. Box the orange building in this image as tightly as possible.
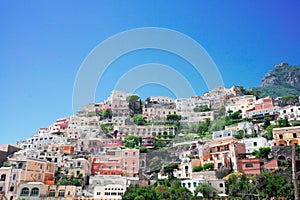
[59,145,75,154]
[273,126,300,146]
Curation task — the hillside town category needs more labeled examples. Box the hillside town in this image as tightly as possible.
[0,87,300,200]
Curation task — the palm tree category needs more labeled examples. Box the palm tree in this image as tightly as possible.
[194,183,217,198]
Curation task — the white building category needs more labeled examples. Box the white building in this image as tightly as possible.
[226,95,256,118]
[240,137,268,153]
[149,96,174,104]
[89,175,131,200]
[225,122,255,135]
[114,125,175,137]
[212,130,237,140]
[279,105,300,121]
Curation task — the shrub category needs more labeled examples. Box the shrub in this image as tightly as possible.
[203,163,214,170]
[193,166,203,172]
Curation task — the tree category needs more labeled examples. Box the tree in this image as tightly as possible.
[127,95,142,117]
[263,116,271,129]
[252,146,271,160]
[194,183,216,197]
[102,108,113,119]
[155,140,165,149]
[278,117,290,127]
[197,118,210,135]
[166,114,181,123]
[163,163,179,178]
[133,114,146,125]
[262,124,277,140]
[234,130,244,139]
[125,136,141,148]
[193,105,211,112]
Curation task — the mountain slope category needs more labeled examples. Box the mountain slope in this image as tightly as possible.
[253,62,300,98]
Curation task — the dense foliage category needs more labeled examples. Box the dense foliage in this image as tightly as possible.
[122,179,194,200]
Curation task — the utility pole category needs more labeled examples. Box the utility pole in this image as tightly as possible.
[292,145,299,200]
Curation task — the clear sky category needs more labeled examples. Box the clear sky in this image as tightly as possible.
[1,0,300,144]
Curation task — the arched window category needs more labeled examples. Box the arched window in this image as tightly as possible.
[49,189,55,197]
[20,188,29,196]
[58,190,65,197]
[30,188,39,196]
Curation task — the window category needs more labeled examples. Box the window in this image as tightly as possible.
[49,190,55,197]
[97,192,101,196]
[31,188,39,196]
[20,188,29,196]
[245,163,253,168]
[133,152,136,157]
[293,133,297,138]
[219,183,224,188]
[0,187,2,191]
[253,142,257,147]
[125,152,128,157]
[0,174,6,181]
[9,186,14,192]
[193,182,197,187]
[279,134,283,139]
[58,190,65,197]
[187,182,191,188]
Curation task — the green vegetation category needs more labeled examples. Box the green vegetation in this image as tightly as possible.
[100,122,114,134]
[193,105,211,112]
[203,163,214,171]
[127,95,143,117]
[163,163,179,178]
[155,140,165,149]
[234,130,244,139]
[197,118,210,136]
[225,110,242,126]
[194,183,217,198]
[252,146,271,160]
[166,114,181,129]
[193,165,203,172]
[100,108,113,119]
[71,178,81,186]
[277,117,290,127]
[122,179,194,200]
[124,136,141,148]
[133,114,146,125]
[262,124,277,140]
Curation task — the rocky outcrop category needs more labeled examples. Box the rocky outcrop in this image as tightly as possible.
[261,62,300,88]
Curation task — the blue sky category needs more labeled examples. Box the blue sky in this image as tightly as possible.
[1,1,300,144]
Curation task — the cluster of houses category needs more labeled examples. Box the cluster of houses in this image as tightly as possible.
[1,88,300,199]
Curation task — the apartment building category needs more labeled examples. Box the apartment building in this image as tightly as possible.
[202,138,246,172]
[226,95,256,118]
[114,125,175,138]
[92,149,139,177]
[273,126,300,146]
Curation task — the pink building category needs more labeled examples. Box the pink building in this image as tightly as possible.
[88,139,123,154]
[255,96,274,110]
[91,149,139,177]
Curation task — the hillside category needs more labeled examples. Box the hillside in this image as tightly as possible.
[253,62,300,98]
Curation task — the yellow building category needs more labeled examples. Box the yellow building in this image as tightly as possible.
[273,126,300,146]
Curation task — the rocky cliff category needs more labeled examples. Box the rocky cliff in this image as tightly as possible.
[255,62,300,98]
[261,62,300,88]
